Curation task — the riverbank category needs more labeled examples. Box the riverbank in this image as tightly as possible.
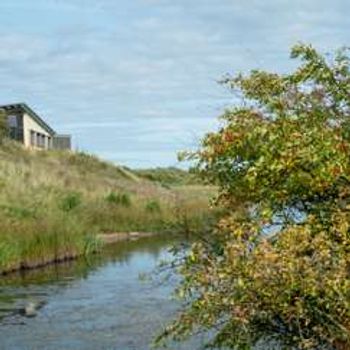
[0,140,216,275]
[0,231,162,275]
[97,231,157,243]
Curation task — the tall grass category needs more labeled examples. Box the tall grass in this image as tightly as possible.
[0,140,215,273]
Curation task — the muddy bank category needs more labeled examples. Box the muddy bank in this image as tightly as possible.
[97,231,157,243]
[0,231,159,276]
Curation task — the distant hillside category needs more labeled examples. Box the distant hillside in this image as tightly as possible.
[135,167,201,187]
[0,139,215,274]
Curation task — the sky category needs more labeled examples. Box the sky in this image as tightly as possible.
[0,0,348,168]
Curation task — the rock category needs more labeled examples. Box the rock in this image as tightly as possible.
[21,300,46,318]
[24,302,37,317]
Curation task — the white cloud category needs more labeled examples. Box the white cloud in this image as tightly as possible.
[0,0,347,166]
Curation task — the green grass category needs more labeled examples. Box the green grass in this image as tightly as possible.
[134,166,202,187]
[0,139,215,273]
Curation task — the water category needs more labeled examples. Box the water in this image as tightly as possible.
[0,235,207,350]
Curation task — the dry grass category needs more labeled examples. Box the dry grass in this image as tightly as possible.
[0,140,215,273]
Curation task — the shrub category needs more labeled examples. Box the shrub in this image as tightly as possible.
[158,44,350,350]
[145,199,161,213]
[60,192,82,212]
[105,192,131,207]
[0,204,35,219]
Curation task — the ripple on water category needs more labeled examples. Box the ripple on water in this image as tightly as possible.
[0,236,210,350]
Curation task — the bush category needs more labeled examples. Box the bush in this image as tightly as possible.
[105,191,132,207]
[0,204,35,219]
[60,192,82,212]
[158,44,350,350]
[145,199,161,213]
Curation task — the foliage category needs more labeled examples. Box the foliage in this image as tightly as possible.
[60,192,82,212]
[135,167,201,187]
[105,191,132,207]
[158,44,350,349]
[145,199,161,213]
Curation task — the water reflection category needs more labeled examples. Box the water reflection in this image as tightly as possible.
[0,234,207,350]
[1,235,170,287]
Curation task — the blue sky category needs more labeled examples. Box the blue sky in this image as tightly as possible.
[0,0,348,167]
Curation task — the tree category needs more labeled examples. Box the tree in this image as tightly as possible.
[158,44,350,349]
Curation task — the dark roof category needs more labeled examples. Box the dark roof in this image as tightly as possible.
[0,103,56,135]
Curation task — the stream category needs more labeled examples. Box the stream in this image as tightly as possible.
[0,235,208,350]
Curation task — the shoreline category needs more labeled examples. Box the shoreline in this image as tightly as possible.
[97,231,157,243]
[0,231,159,276]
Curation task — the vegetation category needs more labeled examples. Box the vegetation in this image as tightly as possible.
[158,44,350,349]
[0,109,7,142]
[0,140,214,274]
[135,167,201,187]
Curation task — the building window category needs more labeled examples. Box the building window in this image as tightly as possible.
[36,133,41,148]
[7,115,18,128]
[37,133,45,148]
[8,115,19,140]
[30,131,49,149]
[30,130,36,146]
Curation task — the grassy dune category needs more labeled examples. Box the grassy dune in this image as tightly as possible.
[0,140,215,273]
[135,167,201,186]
